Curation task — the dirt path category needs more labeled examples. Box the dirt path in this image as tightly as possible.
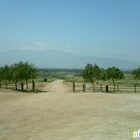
[42,79,71,93]
[0,80,140,140]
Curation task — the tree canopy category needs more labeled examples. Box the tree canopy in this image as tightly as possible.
[0,62,37,90]
[132,67,140,80]
[106,67,124,91]
[82,63,101,91]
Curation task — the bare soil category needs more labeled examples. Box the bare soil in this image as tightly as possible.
[0,79,140,140]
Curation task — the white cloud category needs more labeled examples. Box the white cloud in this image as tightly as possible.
[63,45,73,52]
[20,42,52,51]
[88,47,105,52]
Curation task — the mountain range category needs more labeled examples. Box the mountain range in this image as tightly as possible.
[0,49,140,69]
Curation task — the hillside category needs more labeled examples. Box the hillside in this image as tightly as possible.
[0,49,140,69]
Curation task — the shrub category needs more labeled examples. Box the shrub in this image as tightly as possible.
[43,78,47,82]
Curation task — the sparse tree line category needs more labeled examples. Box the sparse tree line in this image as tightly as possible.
[82,63,140,92]
[0,61,37,90]
[0,61,140,92]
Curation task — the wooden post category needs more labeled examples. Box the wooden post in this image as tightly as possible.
[73,81,75,92]
[117,85,119,92]
[21,82,24,92]
[134,85,136,93]
[15,79,18,90]
[83,84,85,92]
[100,84,102,92]
[32,80,35,92]
[106,85,108,93]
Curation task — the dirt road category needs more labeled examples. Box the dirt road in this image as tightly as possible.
[41,79,71,93]
[0,79,140,140]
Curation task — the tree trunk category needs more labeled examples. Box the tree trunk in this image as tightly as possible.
[92,82,95,92]
[12,79,17,90]
[6,80,7,90]
[15,83,17,90]
[26,79,28,89]
[21,82,24,92]
[32,79,35,92]
[112,79,115,92]
[100,84,102,92]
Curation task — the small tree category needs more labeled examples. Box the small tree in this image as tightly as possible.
[132,67,140,80]
[0,62,37,91]
[82,63,101,91]
[2,65,12,89]
[43,78,47,82]
[10,62,37,90]
[23,62,37,89]
[0,67,3,88]
[3,65,12,80]
[9,63,21,90]
[106,67,124,92]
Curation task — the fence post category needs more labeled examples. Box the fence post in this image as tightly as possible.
[117,85,119,92]
[134,84,136,93]
[32,80,35,92]
[21,82,24,92]
[73,81,75,92]
[106,85,108,93]
[83,84,85,92]
[100,84,102,92]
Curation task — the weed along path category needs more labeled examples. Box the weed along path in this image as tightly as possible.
[0,79,140,140]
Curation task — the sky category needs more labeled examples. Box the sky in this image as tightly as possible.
[0,0,140,62]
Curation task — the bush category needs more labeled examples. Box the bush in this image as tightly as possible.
[43,78,47,82]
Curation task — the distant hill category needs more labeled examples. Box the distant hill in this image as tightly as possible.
[0,49,140,69]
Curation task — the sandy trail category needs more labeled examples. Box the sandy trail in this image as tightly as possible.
[0,79,140,140]
[42,79,71,93]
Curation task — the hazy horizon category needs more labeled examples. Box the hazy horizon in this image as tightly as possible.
[0,0,140,63]
[0,49,140,70]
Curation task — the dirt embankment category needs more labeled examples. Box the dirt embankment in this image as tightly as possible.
[0,79,140,140]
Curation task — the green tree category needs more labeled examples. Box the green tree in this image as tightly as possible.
[10,63,21,90]
[132,67,140,80]
[2,65,12,89]
[0,62,37,90]
[23,62,37,89]
[82,63,101,91]
[106,67,124,91]
[0,67,3,88]
[10,62,37,90]
[3,65,11,81]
